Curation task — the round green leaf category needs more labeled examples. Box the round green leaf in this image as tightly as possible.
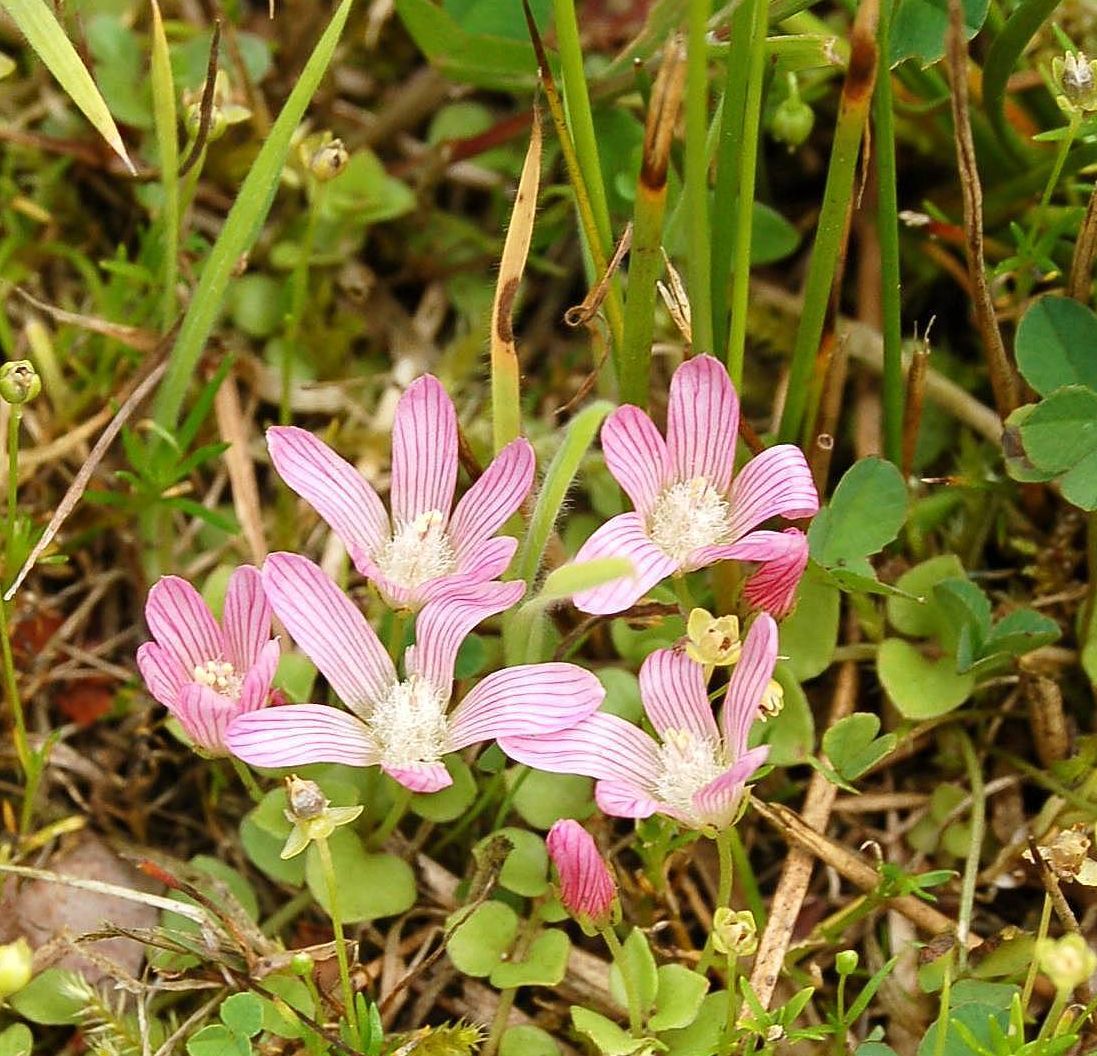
[411,756,477,822]
[241,791,306,885]
[487,826,549,897]
[572,1007,648,1055]
[608,928,658,1013]
[1015,296,1097,397]
[305,830,416,922]
[490,927,570,988]
[446,901,518,977]
[807,458,908,567]
[648,964,709,1032]
[886,555,965,638]
[877,638,975,719]
[511,768,594,829]
[186,1024,247,1056]
[220,992,264,1037]
[658,991,729,1054]
[780,568,840,680]
[8,968,89,1025]
[0,1023,32,1056]
[259,973,315,1040]
[500,1025,560,1056]
[1020,385,1097,475]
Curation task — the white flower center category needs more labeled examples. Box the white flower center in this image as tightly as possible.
[653,729,726,820]
[367,675,449,768]
[375,509,457,590]
[648,478,732,564]
[192,659,243,699]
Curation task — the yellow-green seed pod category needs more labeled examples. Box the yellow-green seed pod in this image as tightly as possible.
[0,361,41,405]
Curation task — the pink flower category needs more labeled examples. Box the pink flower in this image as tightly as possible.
[225,553,605,793]
[137,567,280,756]
[546,820,617,930]
[571,356,818,615]
[741,527,810,619]
[500,614,780,830]
[267,375,534,611]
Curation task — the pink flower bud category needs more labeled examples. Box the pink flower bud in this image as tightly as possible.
[546,820,617,930]
[743,527,809,619]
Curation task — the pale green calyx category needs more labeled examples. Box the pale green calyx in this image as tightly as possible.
[0,361,41,405]
[280,775,363,859]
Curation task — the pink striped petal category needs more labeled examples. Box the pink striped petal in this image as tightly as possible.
[499,712,661,785]
[237,639,281,713]
[601,406,670,517]
[690,747,769,828]
[687,528,804,571]
[407,580,525,693]
[665,356,739,492]
[136,641,188,708]
[262,553,394,718]
[222,566,271,670]
[171,684,239,756]
[726,445,819,540]
[267,426,389,567]
[571,513,678,615]
[390,375,458,526]
[145,576,224,669]
[743,528,809,619]
[225,704,380,768]
[639,648,718,741]
[448,438,535,558]
[449,536,519,588]
[721,614,778,756]
[383,762,452,793]
[594,780,662,820]
[446,663,605,751]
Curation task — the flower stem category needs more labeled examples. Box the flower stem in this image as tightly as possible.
[602,926,644,1035]
[718,954,739,1055]
[316,835,358,1036]
[230,757,264,803]
[387,610,408,664]
[1020,893,1051,1015]
[370,786,412,849]
[684,0,713,356]
[698,827,735,973]
[282,179,325,426]
[672,575,696,617]
[955,729,985,969]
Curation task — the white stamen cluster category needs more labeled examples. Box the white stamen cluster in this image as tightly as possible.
[375,509,457,590]
[648,478,732,564]
[653,729,726,820]
[192,659,243,699]
[367,675,449,768]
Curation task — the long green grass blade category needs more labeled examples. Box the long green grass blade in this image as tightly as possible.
[2,0,134,172]
[152,0,355,434]
[150,0,179,330]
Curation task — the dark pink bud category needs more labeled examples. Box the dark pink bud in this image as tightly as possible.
[743,527,809,619]
[546,820,617,929]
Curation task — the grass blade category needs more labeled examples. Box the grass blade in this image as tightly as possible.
[149,0,179,330]
[2,0,134,172]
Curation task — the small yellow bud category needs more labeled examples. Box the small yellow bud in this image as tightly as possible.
[0,361,41,405]
[309,138,349,182]
[712,908,758,957]
[758,679,784,721]
[0,938,33,998]
[685,608,742,667]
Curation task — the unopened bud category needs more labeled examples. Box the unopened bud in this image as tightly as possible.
[836,949,859,976]
[309,138,349,182]
[0,361,40,405]
[1054,51,1097,113]
[712,908,758,957]
[290,950,314,976]
[770,74,815,150]
[285,775,327,821]
[546,820,618,933]
[0,938,33,998]
[1037,933,1097,993]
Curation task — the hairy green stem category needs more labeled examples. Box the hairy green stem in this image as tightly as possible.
[698,827,735,973]
[316,835,358,1035]
[685,0,714,356]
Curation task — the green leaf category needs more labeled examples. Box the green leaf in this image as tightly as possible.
[571,1007,649,1056]
[259,973,315,1040]
[306,830,416,922]
[886,555,966,639]
[538,558,634,604]
[598,668,644,722]
[982,608,1060,660]
[877,639,975,719]
[823,714,897,781]
[779,568,840,681]
[489,827,549,897]
[808,458,908,568]
[750,203,801,265]
[445,0,552,39]
[411,756,477,822]
[648,965,709,1032]
[500,1025,560,1056]
[0,1024,32,1056]
[1019,386,1097,509]
[511,768,595,829]
[889,0,988,67]
[446,901,518,977]
[186,1024,250,1056]
[1,0,134,170]
[8,968,89,1025]
[490,928,570,988]
[659,991,728,1054]
[609,928,659,1014]
[220,993,264,1038]
[1015,297,1097,397]
[241,791,307,885]
[933,577,992,668]
[151,0,355,435]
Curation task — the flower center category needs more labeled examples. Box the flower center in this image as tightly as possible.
[192,659,243,699]
[648,478,732,564]
[653,729,726,820]
[366,675,449,769]
[375,510,457,590]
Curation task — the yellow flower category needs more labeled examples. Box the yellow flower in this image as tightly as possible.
[685,608,742,667]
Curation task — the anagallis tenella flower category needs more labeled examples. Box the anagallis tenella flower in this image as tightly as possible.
[500,614,781,830]
[225,553,605,793]
[546,820,618,931]
[137,567,280,756]
[267,375,534,611]
[570,355,818,616]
